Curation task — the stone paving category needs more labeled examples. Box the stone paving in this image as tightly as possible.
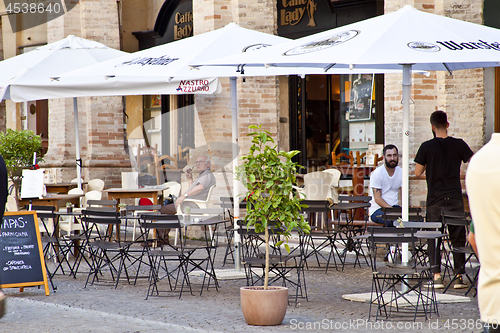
[0,240,481,333]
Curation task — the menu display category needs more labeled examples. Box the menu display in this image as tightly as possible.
[0,211,49,295]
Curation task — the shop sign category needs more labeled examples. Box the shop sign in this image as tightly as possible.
[174,10,193,40]
[280,0,318,27]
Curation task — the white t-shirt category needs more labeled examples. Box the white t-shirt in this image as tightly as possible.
[368,165,402,216]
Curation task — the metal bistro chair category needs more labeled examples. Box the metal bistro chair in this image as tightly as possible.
[138,214,193,299]
[335,195,372,270]
[367,227,438,322]
[440,210,478,295]
[301,200,343,273]
[28,205,72,290]
[241,222,309,306]
[219,196,248,266]
[123,204,161,242]
[82,209,132,288]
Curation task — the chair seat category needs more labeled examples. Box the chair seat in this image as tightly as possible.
[147,249,182,257]
[375,265,429,276]
[89,240,127,251]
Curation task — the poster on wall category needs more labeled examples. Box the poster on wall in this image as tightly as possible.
[348,74,374,121]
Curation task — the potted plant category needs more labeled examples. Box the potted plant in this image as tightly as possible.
[236,125,309,326]
[66,202,74,213]
[0,129,43,209]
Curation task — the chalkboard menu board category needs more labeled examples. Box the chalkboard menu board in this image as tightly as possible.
[0,211,49,295]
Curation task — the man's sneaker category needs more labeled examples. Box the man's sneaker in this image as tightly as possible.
[426,276,444,289]
[453,276,468,289]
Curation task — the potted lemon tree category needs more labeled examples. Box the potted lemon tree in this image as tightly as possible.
[236,125,309,326]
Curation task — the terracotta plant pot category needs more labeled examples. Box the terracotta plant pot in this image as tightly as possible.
[240,286,288,326]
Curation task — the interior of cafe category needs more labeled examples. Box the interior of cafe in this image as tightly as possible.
[288,73,385,172]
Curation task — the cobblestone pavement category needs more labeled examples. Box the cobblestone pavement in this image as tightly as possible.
[0,241,480,333]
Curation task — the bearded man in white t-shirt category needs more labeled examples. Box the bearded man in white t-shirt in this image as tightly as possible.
[368,144,402,226]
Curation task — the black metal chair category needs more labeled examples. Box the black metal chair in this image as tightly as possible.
[123,204,161,242]
[241,222,309,306]
[137,214,192,299]
[82,209,131,288]
[367,227,438,321]
[440,210,478,294]
[219,197,248,266]
[335,195,372,269]
[27,205,72,290]
[301,200,343,273]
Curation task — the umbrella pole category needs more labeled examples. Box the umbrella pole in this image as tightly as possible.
[73,97,82,190]
[401,64,412,292]
[230,77,241,271]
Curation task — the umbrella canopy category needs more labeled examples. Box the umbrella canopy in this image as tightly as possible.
[196,5,500,72]
[0,35,128,190]
[0,35,126,102]
[195,6,500,259]
[10,23,410,101]
[10,23,291,100]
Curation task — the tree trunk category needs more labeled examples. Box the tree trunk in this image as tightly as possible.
[264,226,269,290]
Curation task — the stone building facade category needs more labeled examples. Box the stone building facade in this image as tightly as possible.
[0,0,497,207]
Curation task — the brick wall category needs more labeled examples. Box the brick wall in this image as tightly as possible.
[42,0,130,188]
[384,0,485,208]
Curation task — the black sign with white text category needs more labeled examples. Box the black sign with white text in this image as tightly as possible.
[0,211,47,290]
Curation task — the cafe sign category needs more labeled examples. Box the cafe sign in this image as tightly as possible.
[174,10,193,40]
[280,0,318,27]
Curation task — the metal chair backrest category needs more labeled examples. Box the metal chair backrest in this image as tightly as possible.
[300,200,330,213]
[382,206,424,222]
[338,195,372,203]
[82,209,121,242]
[139,214,183,248]
[87,199,118,212]
[27,205,57,234]
[367,227,417,270]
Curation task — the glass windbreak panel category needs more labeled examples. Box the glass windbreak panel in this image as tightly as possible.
[297,77,303,161]
[330,75,341,156]
[143,95,162,151]
[339,74,377,161]
[177,94,195,169]
[305,75,329,171]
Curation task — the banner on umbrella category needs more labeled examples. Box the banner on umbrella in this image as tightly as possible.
[174,78,220,94]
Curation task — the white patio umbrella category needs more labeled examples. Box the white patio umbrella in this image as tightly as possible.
[0,35,127,190]
[195,6,500,264]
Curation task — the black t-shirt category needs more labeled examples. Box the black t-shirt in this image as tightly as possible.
[414,136,473,206]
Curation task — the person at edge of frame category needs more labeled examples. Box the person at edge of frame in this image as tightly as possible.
[0,154,9,318]
[466,133,500,333]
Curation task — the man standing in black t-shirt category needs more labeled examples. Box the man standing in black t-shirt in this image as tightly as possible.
[414,110,473,289]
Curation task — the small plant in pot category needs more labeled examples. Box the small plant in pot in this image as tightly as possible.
[66,202,74,213]
[236,125,309,326]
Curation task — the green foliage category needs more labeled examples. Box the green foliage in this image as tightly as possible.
[0,129,43,203]
[236,125,310,287]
